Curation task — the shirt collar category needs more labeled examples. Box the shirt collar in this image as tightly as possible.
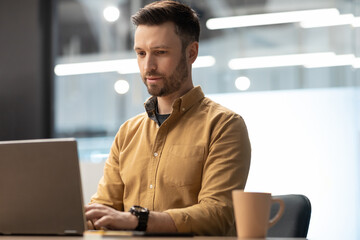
[172,86,204,113]
[144,96,159,125]
[144,86,205,123]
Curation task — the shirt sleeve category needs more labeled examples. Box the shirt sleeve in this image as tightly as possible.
[90,133,125,211]
[164,114,251,235]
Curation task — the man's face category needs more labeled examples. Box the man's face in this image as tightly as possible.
[134,22,189,97]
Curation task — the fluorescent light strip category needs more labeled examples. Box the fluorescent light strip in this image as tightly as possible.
[54,59,138,76]
[353,58,360,68]
[54,56,215,76]
[229,53,360,69]
[300,14,355,28]
[193,56,216,68]
[353,17,360,27]
[228,52,336,70]
[304,54,355,68]
[206,8,339,29]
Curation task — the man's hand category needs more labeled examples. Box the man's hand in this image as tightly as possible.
[85,203,138,230]
[85,203,177,232]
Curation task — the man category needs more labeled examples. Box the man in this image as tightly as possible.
[85,0,251,236]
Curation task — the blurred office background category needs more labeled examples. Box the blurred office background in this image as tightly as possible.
[0,0,359,239]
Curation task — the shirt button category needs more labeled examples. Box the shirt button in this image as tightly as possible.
[149,184,153,189]
[182,107,186,111]
[154,152,158,157]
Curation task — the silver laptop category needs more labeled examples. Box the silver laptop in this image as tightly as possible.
[0,138,86,235]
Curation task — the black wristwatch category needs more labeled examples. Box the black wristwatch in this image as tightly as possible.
[129,205,149,231]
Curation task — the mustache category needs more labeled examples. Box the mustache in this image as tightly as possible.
[144,70,165,77]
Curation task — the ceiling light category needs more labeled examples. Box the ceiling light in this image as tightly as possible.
[304,54,355,68]
[54,59,138,76]
[352,58,360,68]
[193,56,216,68]
[206,8,339,29]
[228,52,336,70]
[117,60,139,74]
[235,76,251,91]
[300,14,355,28]
[114,80,129,94]
[352,17,360,27]
[103,6,120,22]
[229,53,360,69]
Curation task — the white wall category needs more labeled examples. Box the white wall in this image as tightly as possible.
[80,161,105,204]
[209,87,360,240]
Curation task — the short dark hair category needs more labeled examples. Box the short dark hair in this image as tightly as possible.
[131,0,200,49]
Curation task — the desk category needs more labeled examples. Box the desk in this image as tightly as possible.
[0,237,306,240]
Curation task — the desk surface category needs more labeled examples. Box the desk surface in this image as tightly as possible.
[0,237,306,240]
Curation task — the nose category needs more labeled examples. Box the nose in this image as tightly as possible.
[144,54,157,73]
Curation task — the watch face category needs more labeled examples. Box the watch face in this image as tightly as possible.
[131,205,148,213]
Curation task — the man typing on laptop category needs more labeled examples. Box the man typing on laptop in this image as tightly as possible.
[85,1,251,236]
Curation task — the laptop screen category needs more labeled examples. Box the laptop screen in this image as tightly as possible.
[0,138,86,235]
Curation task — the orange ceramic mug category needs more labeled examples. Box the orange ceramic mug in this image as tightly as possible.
[232,190,285,238]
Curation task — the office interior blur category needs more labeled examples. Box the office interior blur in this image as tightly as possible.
[54,1,359,238]
[1,0,359,240]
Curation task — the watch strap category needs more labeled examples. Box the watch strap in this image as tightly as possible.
[130,206,149,231]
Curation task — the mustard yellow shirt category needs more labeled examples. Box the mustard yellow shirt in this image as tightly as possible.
[91,86,251,235]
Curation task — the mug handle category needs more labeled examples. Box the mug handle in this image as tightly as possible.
[268,198,285,228]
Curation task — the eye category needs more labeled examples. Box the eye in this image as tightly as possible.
[156,50,167,55]
[136,51,146,57]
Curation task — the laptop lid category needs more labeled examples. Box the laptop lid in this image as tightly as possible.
[0,138,86,235]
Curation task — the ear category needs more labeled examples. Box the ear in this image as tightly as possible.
[187,41,199,64]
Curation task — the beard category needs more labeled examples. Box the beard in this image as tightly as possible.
[142,53,188,97]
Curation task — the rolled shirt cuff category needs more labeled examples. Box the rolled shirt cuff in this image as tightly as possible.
[164,209,192,233]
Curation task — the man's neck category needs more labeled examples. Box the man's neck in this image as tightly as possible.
[156,85,194,114]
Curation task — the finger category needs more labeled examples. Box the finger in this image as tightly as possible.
[85,209,110,221]
[93,215,110,229]
[94,215,118,230]
[85,203,107,212]
[87,220,95,230]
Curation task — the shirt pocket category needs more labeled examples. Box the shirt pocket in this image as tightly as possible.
[163,145,205,187]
